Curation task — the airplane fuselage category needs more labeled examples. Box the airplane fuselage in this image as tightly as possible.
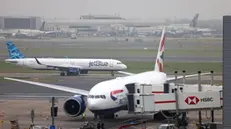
[5,58,127,71]
[87,71,167,114]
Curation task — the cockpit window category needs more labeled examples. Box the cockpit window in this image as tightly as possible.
[88,95,106,99]
[117,62,122,64]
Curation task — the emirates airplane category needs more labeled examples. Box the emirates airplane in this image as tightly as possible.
[4,41,127,76]
[4,27,210,120]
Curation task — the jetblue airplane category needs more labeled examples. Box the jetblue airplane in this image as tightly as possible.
[4,27,211,120]
[4,41,127,76]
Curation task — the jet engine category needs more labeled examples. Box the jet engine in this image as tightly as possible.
[63,95,86,117]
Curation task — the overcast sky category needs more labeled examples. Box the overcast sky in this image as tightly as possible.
[1,0,231,20]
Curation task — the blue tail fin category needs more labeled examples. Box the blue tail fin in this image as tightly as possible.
[6,41,24,59]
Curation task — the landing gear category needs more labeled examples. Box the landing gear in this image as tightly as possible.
[66,71,80,76]
[111,71,114,77]
[61,68,82,76]
[60,72,65,76]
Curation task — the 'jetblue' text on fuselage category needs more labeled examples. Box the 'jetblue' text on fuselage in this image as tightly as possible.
[89,61,108,67]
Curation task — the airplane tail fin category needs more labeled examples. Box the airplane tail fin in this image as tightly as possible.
[39,21,45,31]
[154,26,166,72]
[189,13,199,28]
[6,41,24,59]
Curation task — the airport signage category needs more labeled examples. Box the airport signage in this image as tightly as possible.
[200,97,213,102]
[185,96,214,105]
[89,60,108,67]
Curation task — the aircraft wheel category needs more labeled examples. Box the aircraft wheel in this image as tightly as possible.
[60,72,65,76]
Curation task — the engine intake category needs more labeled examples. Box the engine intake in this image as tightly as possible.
[63,95,86,117]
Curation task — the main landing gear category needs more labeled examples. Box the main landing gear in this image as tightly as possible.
[60,70,88,76]
[60,71,80,76]
[60,72,65,76]
[111,71,114,77]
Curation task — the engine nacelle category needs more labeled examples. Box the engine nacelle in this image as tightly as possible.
[63,95,86,117]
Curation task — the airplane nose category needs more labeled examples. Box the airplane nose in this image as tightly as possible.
[122,64,127,69]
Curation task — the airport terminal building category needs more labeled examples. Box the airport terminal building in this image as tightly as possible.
[79,14,123,20]
[0,16,41,29]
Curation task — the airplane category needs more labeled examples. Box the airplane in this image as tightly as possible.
[4,26,212,120]
[153,13,200,37]
[0,21,46,39]
[1,21,59,38]
[165,13,199,31]
[4,41,127,76]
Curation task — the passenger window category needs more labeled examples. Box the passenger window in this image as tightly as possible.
[100,95,104,99]
[89,95,106,99]
[137,100,140,104]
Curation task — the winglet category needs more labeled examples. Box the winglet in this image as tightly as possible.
[34,57,42,65]
[154,26,166,72]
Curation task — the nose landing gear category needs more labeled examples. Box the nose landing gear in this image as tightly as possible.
[111,71,114,77]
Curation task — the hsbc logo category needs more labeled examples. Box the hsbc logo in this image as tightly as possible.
[185,96,214,105]
[185,96,199,105]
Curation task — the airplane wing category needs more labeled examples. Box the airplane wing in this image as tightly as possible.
[4,77,89,96]
[0,94,70,100]
[117,71,135,76]
[35,57,83,70]
[167,72,211,81]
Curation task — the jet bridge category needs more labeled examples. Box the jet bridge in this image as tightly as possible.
[125,83,223,114]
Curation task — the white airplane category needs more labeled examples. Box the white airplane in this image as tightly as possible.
[4,27,211,120]
[1,21,60,38]
[4,41,127,76]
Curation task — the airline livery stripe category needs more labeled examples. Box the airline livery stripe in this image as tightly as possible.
[155,100,176,104]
